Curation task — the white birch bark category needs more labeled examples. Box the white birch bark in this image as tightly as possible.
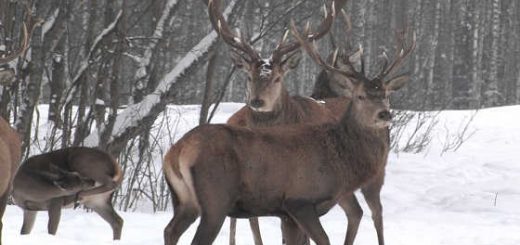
[84,0,238,147]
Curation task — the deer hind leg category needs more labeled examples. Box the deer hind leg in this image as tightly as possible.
[47,198,63,235]
[191,184,232,245]
[20,209,37,235]
[281,215,310,245]
[191,209,227,245]
[284,201,330,245]
[0,192,8,243]
[164,203,199,245]
[361,175,385,245]
[337,194,363,245]
[82,192,123,240]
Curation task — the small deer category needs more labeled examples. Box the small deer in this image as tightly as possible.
[204,0,348,244]
[12,147,124,240]
[162,25,414,245]
[293,22,416,245]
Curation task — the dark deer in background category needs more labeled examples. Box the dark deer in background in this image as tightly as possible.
[204,0,347,244]
[12,147,124,240]
[162,25,413,245]
[293,21,416,245]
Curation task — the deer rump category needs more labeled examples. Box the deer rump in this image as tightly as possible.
[164,121,386,219]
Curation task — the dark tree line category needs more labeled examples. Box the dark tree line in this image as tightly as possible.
[0,0,518,210]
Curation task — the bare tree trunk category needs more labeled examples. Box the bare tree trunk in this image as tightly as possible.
[482,0,501,107]
[199,44,219,125]
[425,1,441,108]
[451,0,472,109]
[469,1,483,108]
[16,3,44,157]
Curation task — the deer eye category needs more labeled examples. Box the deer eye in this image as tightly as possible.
[358,95,366,100]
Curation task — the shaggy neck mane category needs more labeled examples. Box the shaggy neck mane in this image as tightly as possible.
[249,88,314,127]
[329,103,389,190]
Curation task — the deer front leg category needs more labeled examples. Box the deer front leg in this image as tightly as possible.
[337,193,363,245]
[47,198,63,235]
[361,174,385,245]
[20,210,37,235]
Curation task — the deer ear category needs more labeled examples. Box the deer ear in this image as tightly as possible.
[348,48,363,68]
[281,50,301,71]
[385,74,409,92]
[230,49,249,70]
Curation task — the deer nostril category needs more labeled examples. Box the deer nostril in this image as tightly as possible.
[378,111,392,121]
[250,99,265,108]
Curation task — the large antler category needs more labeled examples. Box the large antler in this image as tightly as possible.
[290,19,365,81]
[206,0,261,62]
[376,29,416,79]
[272,0,347,63]
[0,6,42,64]
[0,24,29,64]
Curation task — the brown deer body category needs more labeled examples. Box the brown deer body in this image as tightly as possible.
[295,23,415,244]
[316,65,389,245]
[12,147,124,240]
[163,42,410,244]
[0,118,21,245]
[203,0,347,244]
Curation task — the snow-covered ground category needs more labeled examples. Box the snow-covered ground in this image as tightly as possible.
[3,103,520,245]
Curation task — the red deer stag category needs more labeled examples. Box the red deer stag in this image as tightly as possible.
[12,147,124,240]
[0,18,34,244]
[293,22,416,245]
[162,26,413,245]
[0,118,21,245]
[204,0,347,244]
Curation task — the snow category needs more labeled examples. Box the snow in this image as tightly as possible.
[4,104,520,244]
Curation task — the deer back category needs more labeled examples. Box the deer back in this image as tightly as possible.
[227,94,335,128]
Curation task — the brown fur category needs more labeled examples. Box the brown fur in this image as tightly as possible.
[313,70,390,245]
[228,91,334,128]
[163,77,401,245]
[0,117,21,245]
[12,147,124,240]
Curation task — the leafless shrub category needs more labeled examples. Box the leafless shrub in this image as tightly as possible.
[391,110,440,154]
[113,107,183,212]
[441,110,478,155]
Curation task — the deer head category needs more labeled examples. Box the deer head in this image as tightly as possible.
[291,22,416,128]
[207,0,344,112]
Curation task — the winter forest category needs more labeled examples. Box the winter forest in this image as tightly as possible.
[1,0,520,243]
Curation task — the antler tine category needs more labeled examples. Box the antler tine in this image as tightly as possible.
[0,23,29,64]
[290,20,350,77]
[207,0,260,61]
[272,0,347,63]
[377,29,416,79]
